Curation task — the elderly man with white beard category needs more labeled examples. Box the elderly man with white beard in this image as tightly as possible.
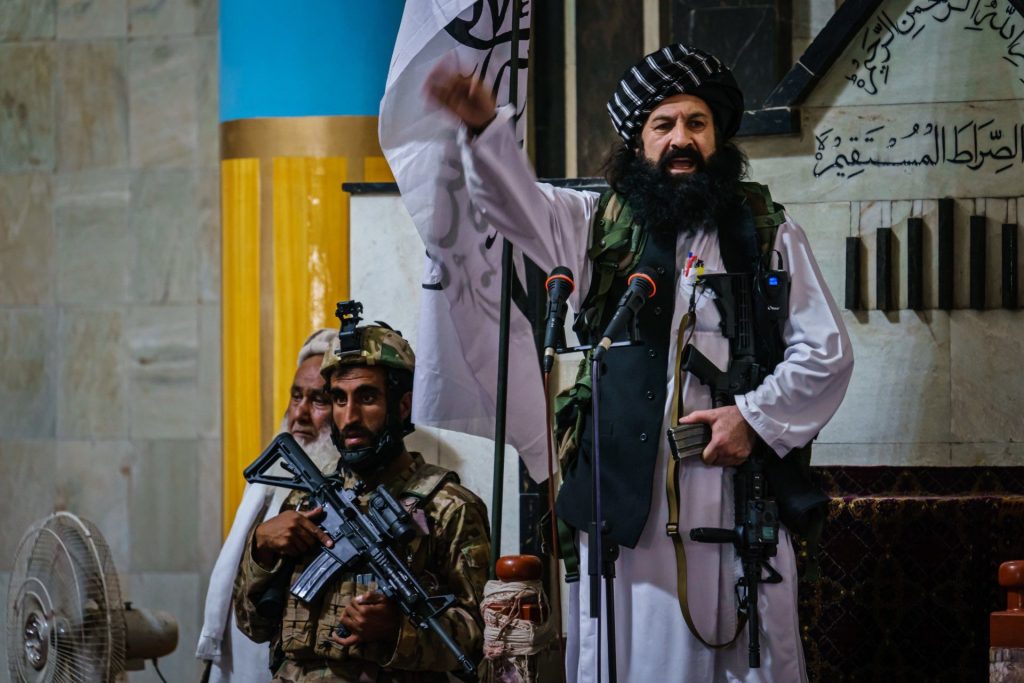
[197,329,341,683]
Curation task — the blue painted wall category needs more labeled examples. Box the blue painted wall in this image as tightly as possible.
[221,1,405,121]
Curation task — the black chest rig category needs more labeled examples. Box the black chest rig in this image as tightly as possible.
[553,185,789,549]
[556,221,677,549]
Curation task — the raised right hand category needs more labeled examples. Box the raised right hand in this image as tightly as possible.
[424,63,497,132]
[252,507,332,567]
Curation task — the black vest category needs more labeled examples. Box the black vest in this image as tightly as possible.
[555,228,677,548]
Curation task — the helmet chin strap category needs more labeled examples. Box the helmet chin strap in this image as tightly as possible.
[330,417,406,476]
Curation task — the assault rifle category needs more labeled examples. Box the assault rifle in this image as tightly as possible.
[677,272,783,669]
[244,433,477,678]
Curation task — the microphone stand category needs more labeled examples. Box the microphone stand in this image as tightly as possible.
[542,368,568,683]
[552,338,639,683]
[558,271,652,682]
[489,0,525,578]
[589,353,619,683]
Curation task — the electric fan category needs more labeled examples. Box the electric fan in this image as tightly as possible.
[6,511,178,682]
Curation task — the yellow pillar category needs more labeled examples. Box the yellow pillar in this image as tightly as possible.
[220,116,394,536]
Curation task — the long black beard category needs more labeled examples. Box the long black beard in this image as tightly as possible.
[606,141,749,236]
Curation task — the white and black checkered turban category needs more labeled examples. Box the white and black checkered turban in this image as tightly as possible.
[607,44,744,142]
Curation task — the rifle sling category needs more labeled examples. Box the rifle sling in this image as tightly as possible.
[665,311,746,649]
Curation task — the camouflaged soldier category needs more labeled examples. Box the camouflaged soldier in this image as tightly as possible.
[233,316,491,682]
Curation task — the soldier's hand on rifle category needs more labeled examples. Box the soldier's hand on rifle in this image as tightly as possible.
[680,405,756,467]
[252,507,333,568]
[424,61,497,133]
[332,591,402,646]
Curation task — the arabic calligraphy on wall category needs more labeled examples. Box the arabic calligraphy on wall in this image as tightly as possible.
[813,116,1024,180]
[845,0,1024,96]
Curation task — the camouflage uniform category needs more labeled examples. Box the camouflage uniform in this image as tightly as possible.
[233,453,491,682]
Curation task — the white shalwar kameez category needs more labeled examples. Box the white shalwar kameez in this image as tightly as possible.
[457,107,854,683]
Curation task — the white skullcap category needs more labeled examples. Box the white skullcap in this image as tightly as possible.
[297,328,336,367]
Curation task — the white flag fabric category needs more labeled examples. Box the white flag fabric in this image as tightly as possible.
[378,1,547,479]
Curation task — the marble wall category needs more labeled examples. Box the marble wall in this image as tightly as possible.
[0,1,218,680]
[740,0,1024,467]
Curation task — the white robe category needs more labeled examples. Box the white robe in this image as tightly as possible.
[196,482,285,683]
[458,107,854,682]
[197,429,339,682]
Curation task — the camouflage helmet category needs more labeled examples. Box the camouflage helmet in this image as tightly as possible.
[320,324,415,381]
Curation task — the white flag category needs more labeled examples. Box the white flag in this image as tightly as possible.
[378,0,548,480]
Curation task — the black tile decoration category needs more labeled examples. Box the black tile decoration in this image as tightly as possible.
[763,0,884,108]
[876,227,893,311]
[846,236,861,310]
[671,3,783,111]
[737,108,800,137]
[575,0,643,175]
[938,198,955,311]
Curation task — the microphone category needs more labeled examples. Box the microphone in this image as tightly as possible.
[542,266,575,374]
[593,267,657,360]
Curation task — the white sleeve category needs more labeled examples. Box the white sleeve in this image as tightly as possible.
[196,482,271,660]
[459,106,600,308]
[735,214,854,455]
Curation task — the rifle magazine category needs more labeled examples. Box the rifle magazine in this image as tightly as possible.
[667,423,710,460]
[291,549,344,603]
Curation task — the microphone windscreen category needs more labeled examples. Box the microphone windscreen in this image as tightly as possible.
[627,267,657,298]
[546,266,575,294]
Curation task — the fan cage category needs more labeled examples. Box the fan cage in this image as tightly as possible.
[7,512,127,683]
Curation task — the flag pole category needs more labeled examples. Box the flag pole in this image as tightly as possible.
[490,0,525,579]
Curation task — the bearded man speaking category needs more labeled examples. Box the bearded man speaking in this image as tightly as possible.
[427,45,854,682]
